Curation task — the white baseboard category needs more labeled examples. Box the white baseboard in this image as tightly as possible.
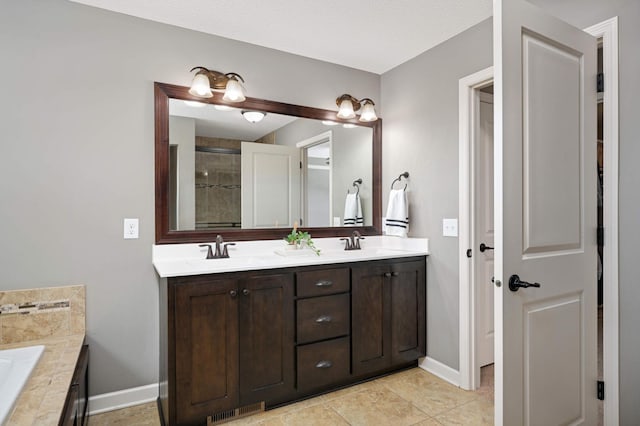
[89,383,158,416]
[419,356,461,387]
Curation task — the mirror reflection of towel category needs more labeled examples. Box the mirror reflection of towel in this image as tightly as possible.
[384,189,409,237]
[344,193,363,226]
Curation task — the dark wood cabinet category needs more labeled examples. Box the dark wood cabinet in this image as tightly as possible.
[174,276,239,423]
[238,273,295,405]
[164,271,294,426]
[59,344,89,426]
[159,256,425,425]
[352,259,426,377]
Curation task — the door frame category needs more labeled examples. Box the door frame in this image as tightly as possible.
[458,65,494,391]
[296,130,334,227]
[457,16,619,424]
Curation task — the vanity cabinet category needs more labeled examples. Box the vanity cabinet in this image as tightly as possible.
[159,256,425,426]
[352,259,426,377]
[295,267,351,393]
[168,271,294,425]
[59,344,89,426]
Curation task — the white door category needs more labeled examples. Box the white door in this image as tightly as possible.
[241,142,301,228]
[494,0,597,425]
[476,92,494,369]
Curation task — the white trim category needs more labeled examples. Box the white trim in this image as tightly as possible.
[88,383,158,416]
[458,66,494,391]
[297,131,333,227]
[584,16,620,426]
[419,357,461,387]
[457,17,620,424]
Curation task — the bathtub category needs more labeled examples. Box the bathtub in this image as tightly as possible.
[0,345,45,425]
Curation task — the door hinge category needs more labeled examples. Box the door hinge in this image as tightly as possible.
[597,380,605,400]
[597,226,604,247]
[597,73,604,93]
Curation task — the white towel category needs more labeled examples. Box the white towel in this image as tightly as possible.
[384,189,409,237]
[344,193,363,226]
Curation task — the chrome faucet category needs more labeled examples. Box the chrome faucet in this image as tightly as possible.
[199,235,235,259]
[341,230,365,251]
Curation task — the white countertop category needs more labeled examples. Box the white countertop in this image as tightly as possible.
[153,236,429,278]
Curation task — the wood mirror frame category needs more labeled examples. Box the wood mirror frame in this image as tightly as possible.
[155,82,382,244]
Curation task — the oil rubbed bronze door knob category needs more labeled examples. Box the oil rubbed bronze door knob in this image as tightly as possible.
[479,243,494,252]
[508,274,541,292]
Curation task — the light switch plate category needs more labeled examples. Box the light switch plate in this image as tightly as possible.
[124,218,139,239]
[333,217,341,227]
[442,218,458,237]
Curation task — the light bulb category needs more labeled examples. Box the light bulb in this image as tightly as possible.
[188,73,213,98]
[359,100,378,122]
[223,78,246,102]
[337,98,356,119]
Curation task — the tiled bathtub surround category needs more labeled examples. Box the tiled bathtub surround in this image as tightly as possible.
[0,285,85,344]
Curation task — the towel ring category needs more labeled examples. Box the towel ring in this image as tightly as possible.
[350,178,362,196]
[391,172,409,190]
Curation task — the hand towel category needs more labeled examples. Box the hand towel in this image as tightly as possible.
[344,193,363,226]
[384,189,409,237]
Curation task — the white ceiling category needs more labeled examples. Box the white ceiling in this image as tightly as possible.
[69,0,492,74]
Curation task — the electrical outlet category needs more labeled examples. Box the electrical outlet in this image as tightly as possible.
[442,218,458,237]
[333,217,341,226]
[124,218,139,239]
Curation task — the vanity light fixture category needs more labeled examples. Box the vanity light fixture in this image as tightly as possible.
[335,94,379,122]
[322,120,340,126]
[242,110,266,123]
[188,66,246,102]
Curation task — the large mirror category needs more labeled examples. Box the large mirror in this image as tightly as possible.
[155,82,381,243]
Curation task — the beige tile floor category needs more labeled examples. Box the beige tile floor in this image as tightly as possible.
[89,366,494,426]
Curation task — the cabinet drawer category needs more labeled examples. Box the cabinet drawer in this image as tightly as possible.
[297,293,349,344]
[297,337,350,391]
[296,268,349,297]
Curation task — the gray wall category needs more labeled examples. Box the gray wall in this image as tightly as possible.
[381,18,493,370]
[0,0,379,395]
[529,1,640,423]
[382,1,640,423]
[276,121,373,226]
[169,116,195,230]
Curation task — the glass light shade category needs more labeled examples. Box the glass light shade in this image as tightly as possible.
[343,123,357,128]
[188,73,213,98]
[223,78,246,102]
[336,99,356,119]
[359,101,378,122]
[242,111,265,123]
[322,120,340,126]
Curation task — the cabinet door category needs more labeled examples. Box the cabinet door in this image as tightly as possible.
[174,278,239,424]
[390,260,426,365]
[351,263,392,376]
[239,272,295,405]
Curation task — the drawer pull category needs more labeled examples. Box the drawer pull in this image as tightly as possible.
[315,360,333,369]
[315,280,333,287]
[315,315,332,323]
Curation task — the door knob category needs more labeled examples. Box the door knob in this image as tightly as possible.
[508,274,541,292]
[479,243,494,252]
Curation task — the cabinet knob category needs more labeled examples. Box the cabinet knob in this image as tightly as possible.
[242,288,250,296]
[384,272,391,278]
[315,360,333,369]
[391,272,399,277]
[229,290,237,298]
[315,315,332,323]
[315,280,333,287]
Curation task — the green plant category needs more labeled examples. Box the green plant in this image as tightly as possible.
[285,222,320,255]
